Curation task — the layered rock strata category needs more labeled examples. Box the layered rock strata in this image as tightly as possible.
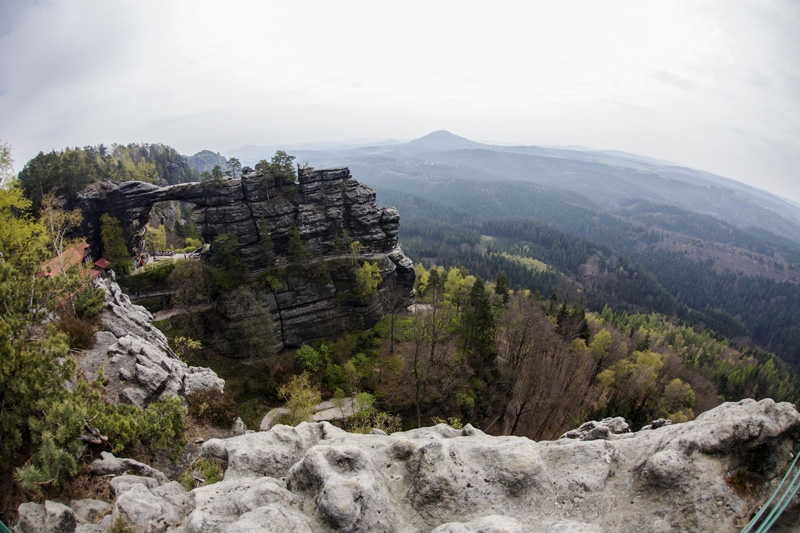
[76,167,409,270]
[20,398,800,532]
[76,167,415,350]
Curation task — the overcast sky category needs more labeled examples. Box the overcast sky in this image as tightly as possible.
[1,1,799,202]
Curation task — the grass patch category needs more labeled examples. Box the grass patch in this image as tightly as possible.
[237,398,270,430]
[177,457,226,491]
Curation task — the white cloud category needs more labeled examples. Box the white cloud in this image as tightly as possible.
[0,0,798,202]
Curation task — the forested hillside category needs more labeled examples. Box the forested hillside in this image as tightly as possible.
[373,183,800,371]
[18,143,200,210]
[258,132,800,376]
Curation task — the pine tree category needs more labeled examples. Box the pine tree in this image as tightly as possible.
[100,213,132,273]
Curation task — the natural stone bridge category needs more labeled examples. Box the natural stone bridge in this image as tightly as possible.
[76,167,406,268]
[75,167,415,351]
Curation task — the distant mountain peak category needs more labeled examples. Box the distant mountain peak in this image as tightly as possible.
[405,130,481,150]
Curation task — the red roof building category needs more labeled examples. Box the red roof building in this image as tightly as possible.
[41,242,91,278]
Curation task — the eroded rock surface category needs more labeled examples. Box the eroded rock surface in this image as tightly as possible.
[80,278,224,407]
[30,398,800,533]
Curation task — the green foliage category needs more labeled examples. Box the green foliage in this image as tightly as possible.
[109,517,134,533]
[74,286,105,318]
[117,259,176,291]
[257,219,275,266]
[430,416,464,429]
[0,181,50,270]
[296,344,322,373]
[100,213,132,273]
[210,233,247,290]
[460,277,496,370]
[345,392,401,434]
[324,363,345,389]
[353,261,382,303]
[172,336,202,362]
[262,273,282,291]
[40,192,83,268]
[93,396,187,457]
[494,270,510,305]
[187,388,238,428]
[227,157,242,179]
[270,150,297,190]
[18,143,199,211]
[57,313,97,350]
[144,224,167,253]
[178,457,226,491]
[277,373,321,426]
[287,223,308,264]
[1,317,73,466]
[15,433,79,492]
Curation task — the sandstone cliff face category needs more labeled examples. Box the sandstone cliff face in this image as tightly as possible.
[19,399,800,532]
[76,167,415,351]
[76,167,405,266]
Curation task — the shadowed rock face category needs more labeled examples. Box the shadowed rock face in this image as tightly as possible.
[75,167,415,351]
[76,166,403,263]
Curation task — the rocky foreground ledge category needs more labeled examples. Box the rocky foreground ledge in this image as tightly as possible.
[16,398,800,532]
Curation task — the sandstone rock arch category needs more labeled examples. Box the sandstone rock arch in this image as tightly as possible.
[75,167,415,351]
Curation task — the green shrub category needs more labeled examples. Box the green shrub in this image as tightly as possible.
[236,397,269,431]
[277,373,321,426]
[15,432,79,492]
[178,457,226,490]
[296,344,321,373]
[430,416,464,429]
[57,313,97,350]
[187,388,238,428]
[118,260,176,291]
[93,396,187,457]
[109,516,133,533]
[73,286,105,318]
[324,363,345,389]
[262,274,282,291]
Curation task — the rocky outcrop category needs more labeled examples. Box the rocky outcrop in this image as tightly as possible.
[80,278,224,407]
[75,167,408,268]
[26,399,800,532]
[76,167,415,351]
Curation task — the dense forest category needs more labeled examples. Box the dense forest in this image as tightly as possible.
[376,185,800,371]
[18,143,200,211]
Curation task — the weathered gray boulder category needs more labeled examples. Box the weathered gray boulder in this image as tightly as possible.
[185,477,303,532]
[95,398,800,532]
[80,278,224,407]
[112,482,190,533]
[89,452,168,485]
[68,500,112,526]
[15,501,77,533]
[18,398,795,531]
[559,416,630,440]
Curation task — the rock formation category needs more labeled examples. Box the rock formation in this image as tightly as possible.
[75,166,409,270]
[18,398,800,532]
[80,277,224,407]
[75,167,415,350]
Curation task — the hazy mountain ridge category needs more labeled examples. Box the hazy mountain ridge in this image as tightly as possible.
[225,130,800,244]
